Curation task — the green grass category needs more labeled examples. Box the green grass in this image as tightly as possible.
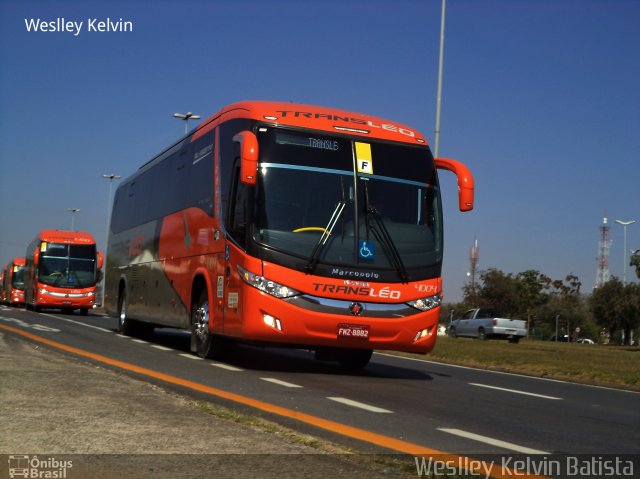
[398,337,640,391]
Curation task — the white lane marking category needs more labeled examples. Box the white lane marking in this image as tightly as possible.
[374,352,640,395]
[211,362,243,371]
[179,353,203,360]
[437,428,550,454]
[130,338,148,344]
[151,345,173,351]
[0,316,60,332]
[260,378,303,388]
[40,313,111,332]
[470,383,563,400]
[327,397,393,414]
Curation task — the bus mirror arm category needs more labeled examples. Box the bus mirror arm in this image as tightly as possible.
[97,251,104,270]
[434,157,475,212]
[233,131,259,186]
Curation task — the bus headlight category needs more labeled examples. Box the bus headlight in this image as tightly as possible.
[406,294,442,312]
[237,265,300,299]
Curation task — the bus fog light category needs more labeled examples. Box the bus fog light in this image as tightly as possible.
[263,314,283,331]
[414,326,433,342]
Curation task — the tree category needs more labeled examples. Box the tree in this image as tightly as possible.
[631,250,640,279]
[464,268,521,316]
[620,283,640,344]
[590,278,640,345]
[516,270,551,326]
[531,274,591,340]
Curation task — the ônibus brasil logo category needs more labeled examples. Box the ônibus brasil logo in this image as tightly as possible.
[8,455,73,478]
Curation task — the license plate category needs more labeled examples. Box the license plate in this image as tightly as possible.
[337,323,370,340]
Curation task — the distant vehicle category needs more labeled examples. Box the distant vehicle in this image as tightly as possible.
[448,308,527,343]
[2,257,26,306]
[104,100,475,369]
[576,338,595,345]
[24,230,103,315]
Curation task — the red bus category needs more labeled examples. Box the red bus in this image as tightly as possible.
[2,257,26,306]
[105,101,473,368]
[24,230,103,315]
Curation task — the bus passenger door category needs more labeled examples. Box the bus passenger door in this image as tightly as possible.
[211,252,226,334]
[221,242,243,337]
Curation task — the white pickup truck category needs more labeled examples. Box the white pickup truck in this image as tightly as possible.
[448,308,527,343]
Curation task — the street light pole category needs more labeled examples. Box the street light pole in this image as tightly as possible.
[615,219,636,284]
[102,174,122,306]
[67,208,80,231]
[173,112,201,134]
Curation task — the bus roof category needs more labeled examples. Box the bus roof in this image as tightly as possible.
[193,100,429,145]
[12,257,26,266]
[36,230,96,245]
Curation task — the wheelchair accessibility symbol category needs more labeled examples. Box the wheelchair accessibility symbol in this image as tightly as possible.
[359,241,375,260]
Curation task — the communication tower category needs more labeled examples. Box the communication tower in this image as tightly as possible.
[595,212,612,288]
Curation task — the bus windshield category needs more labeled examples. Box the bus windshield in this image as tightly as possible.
[38,243,97,288]
[253,128,442,281]
[12,266,25,290]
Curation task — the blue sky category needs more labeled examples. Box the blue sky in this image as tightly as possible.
[1,0,638,301]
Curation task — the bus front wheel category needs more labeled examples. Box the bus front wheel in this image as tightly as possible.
[191,289,222,359]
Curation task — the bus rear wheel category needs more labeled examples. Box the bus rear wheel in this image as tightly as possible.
[118,292,154,337]
[118,291,134,335]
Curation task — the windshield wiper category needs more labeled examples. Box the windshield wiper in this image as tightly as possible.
[304,200,345,274]
[362,181,410,283]
[304,177,347,274]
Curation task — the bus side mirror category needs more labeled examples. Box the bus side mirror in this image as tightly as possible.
[97,251,104,270]
[233,131,259,186]
[435,157,475,212]
[34,248,40,265]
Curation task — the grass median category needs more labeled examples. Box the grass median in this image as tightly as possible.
[397,336,640,391]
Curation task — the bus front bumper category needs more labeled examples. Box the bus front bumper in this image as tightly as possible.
[36,288,95,309]
[234,288,439,354]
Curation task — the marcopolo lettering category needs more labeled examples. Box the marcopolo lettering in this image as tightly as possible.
[275,110,416,138]
[331,268,380,279]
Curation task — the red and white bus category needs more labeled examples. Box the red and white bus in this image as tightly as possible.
[105,101,473,368]
[24,230,103,315]
[2,257,26,306]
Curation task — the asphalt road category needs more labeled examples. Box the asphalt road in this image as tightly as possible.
[1,305,639,460]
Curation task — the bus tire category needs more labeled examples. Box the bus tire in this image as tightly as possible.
[191,288,219,359]
[118,290,134,336]
[80,308,88,316]
[337,348,372,369]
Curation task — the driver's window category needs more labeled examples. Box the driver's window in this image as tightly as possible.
[228,159,251,249]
